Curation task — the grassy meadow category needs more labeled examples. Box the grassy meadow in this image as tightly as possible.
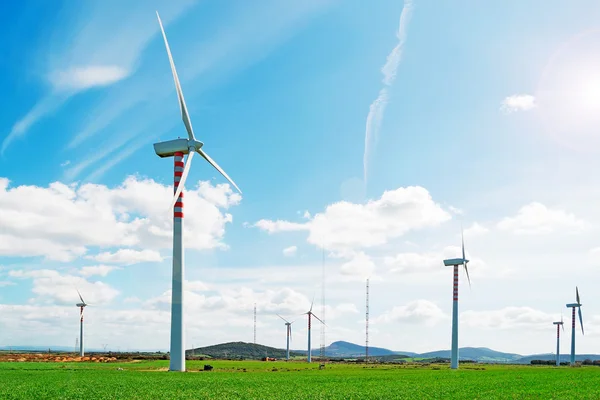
[0,360,598,399]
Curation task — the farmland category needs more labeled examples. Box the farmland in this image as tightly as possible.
[0,359,599,399]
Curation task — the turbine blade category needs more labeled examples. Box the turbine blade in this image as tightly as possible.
[77,289,85,304]
[461,226,466,261]
[312,313,326,326]
[170,151,194,211]
[277,313,289,323]
[309,293,315,313]
[578,307,584,335]
[156,11,195,141]
[576,286,580,305]
[464,262,471,289]
[197,148,241,194]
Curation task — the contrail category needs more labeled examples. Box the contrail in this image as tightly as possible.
[363,0,414,184]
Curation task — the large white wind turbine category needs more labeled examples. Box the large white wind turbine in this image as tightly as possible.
[303,297,325,363]
[566,286,584,366]
[153,11,242,372]
[442,229,471,370]
[277,314,296,361]
[552,315,564,366]
[75,290,90,357]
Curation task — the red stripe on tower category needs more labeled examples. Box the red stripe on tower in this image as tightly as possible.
[572,307,576,329]
[174,152,184,220]
[453,265,459,301]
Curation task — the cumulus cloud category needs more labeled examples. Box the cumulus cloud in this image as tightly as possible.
[282,246,298,257]
[255,186,450,252]
[8,269,119,305]
[0,176,241,261]
[339,251,375,279]
[78,265,122,277]
[90,249,163,265]
[462,307,554,330]
[373,300,448,326]
[501,94,536,113]
[497,202,587,235]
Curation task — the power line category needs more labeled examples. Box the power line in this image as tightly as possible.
[253,303,257,345]
[320,245,326,360]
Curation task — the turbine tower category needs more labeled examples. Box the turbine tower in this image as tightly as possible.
[552,316,564,366]
[442,229,471,370]
[303,297,325,363]
[566,286,584,366]
[75,290,89,357]
[154,11,242,372]
[277,314,295,361]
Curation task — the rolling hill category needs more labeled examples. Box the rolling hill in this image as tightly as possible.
[186,342,303,359]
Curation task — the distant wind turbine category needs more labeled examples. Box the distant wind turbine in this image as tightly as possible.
[277,314,296,361]
[566,286,584,366]
[75,290,90,357]
[442,229,471,370]
[552,315,564,366]
[303,296,325,363]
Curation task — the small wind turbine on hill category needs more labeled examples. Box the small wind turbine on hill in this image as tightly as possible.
[153,11,242,372]
[552,315,564,366]
[566,286,584,366]
[303,297,325,363]
[75,290,90,357]
[442,229,471,370]
[277,314,296,361]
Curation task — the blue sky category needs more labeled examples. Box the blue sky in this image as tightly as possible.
[2,0,600,356]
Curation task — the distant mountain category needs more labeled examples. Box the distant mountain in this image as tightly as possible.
[292,341,416,358]
[187,342,302,359]
[418,347,523,363]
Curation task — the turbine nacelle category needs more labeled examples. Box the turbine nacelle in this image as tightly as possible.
[566,303,581,308]
[76,303,86,307]
[154,138,204,158]
[443,258,468,267]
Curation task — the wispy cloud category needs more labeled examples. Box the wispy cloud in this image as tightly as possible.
[500,94,536,113]
[65,0,337,182]
[49,65,129,91]
[363,0,414,184]
[1,0,196,156]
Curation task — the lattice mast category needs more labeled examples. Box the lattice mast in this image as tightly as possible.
[253,303,257,345]
[320,245,326,359]
[366,278,370,363]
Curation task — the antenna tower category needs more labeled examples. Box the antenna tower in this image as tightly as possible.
[253,303,257,345]
[366,278,370,363]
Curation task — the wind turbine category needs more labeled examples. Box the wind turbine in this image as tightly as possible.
[566,286,584,366]
[442,229,471,370]
[277,314,295,361]
[552,315,564,366]
[153,11,242,372]
[303,297,325,363]
[75,290,89,357]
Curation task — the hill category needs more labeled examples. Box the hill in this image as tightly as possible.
[295,341,416,358]
[515,353,600,364]
[418,347,523,363]
[187,342,302,360]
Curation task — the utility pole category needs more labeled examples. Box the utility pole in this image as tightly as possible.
[366,278,370,364]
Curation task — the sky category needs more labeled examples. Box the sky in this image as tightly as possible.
[2,0,600,356]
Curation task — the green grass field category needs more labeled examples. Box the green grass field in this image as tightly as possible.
[0,360,598,399]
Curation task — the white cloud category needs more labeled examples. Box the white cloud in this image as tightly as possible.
[49,65,129,91]
[363,0,414,182]
[448,206,463,215]
[497,202,587,235]
[8,269,119,305]
[78,265,122,277]
[186,280,209,292]
[282,246,298,257]
[462,307,554,330]
[0,176,240,261]
[0,281,15,287]
[90,249,163,265]
[373,300,447,326]
[255,186,451,252]
[339,251,375,279]
[464,222,489,237]
[60,160,71,167]
[501,94,536,113]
